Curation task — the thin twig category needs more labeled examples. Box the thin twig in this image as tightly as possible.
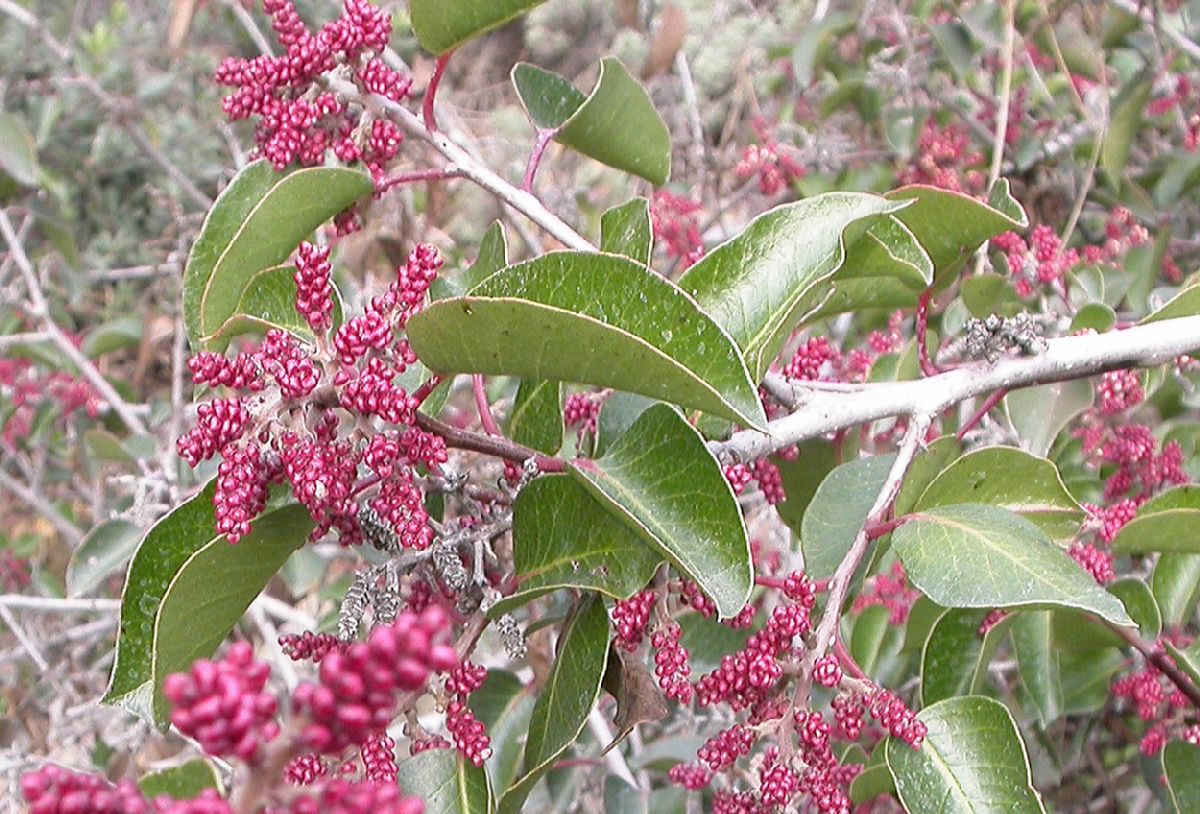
[0,469,84,546]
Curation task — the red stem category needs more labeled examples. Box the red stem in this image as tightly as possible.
[834,636,869,682]
[411,374,443,407]
[956,387,1009,441]
[472,374,503,437]
[863,515,909,540]
[423,51,453,133]
[916,287,939,377]
[375,167,461,193]
[414,412,565,472]
[522,129,555,195]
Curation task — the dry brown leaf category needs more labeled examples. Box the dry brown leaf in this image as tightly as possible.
[167,0,198,51]
[615,0,640,30]
[642,4,687,80]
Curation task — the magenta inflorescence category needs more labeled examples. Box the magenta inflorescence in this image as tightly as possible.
[443,661,492,766]
[216,0,409,181]
[293,606,455,753]
[650,191,705,269]
[613,589,657,652]
[734,118,805,196]
[163,642,280,764]
[21,765,151,814]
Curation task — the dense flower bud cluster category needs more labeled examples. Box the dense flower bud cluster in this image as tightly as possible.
[215,0,409,180]
[651,623,694,702]
[280,631,345,663]
[650,192,705,269]
[177,244,445,545]
[698,724,757,771]
[442,661,492,765]
[812,655,843,688]
[163,642,280,763]
[899,120,984,194]
[1075,421,1187,501]
[293,607,455,753]
[613,589,656,651]
[285,779,424,814]
[1097,369,1145,415]
[0,356,102,450]
[563,391,603,441]
[360,733,398,783]
[667,762,712,790]
[867,689,927,747]
[1112,641,1196,755]
[1084,499,1138,544]
[285,754,329,786]
[1069,542,1115,584]
[851,561,920,624]
[783,336,838,381]
[735,118,805,196]
[21,765,151,814]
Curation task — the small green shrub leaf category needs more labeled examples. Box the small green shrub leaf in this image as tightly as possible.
[137,760,220,801]
[397,749,493,814]
[412,0,549,54]
[184,161,372,349]
[569,404,751,619]
[407,252,765,428]
[508,379,563,455]
[893,504,1133,625]
[886,696,1048,814]
[601,198,653,265]
[67,519,141,598]
[801,454,897,580]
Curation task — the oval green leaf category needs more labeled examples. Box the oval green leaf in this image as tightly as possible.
[508,379,563,456]
[1011,610,1063,726]
[205,264,345,346]
[1113,485,1200,554]
[67,519,141,598]
[496,596,609,814]
[893,504,1133,625]
[412,0,549,54]
[137,760,220,801]
[406,251,766,429]
[1165,741,1200,814]
[911,447,1083,541]
[886,695,1048,814]
[600,197,653,266]
[679,192,908,380]
[397,748,493,814]
[151,504,312,723]
[494,475,661,616]
[568,404,752,619]
[184,161,372,349]
[920,608,1011,706]
[801,453,897,580]
[512,59,671,185]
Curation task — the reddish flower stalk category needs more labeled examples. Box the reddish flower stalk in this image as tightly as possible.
[956,387,1009,440]
[522,129,555,194]
[423,51,453,133]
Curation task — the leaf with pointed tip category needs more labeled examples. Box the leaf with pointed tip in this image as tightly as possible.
[1052,577,1162,649]
[137,760,220,801]
[496,597,609,814]
[471,671,534,793]
[1113,486,1200,554]
[1165,741,1200,814]
[411,0,548,54]
[1167,640,1200,689]
[493,476,661,616]
[1011,611,1063,725]
[920,608,1012,706]
[679,193,908,380]
[911,447,1083,541]
[893,504,1133,625]
[184,161,372,349]
[508,379,563,455]
[206,264,345,346]
[151,505,311,723]
[406,252,765,428]
[568,404,752,619]
[1142,280,1200,324]
[512,60,671,185]
[886,696,1048,814]
[801,454,897,580]
[850,605,892,680]
[601,198,653,265]
[594,392,658,457]
[396,749,493,814]
[1153,553,1200,627]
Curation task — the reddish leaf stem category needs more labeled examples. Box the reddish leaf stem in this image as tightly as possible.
[833,636,869,682]
[410,374,443,407]
[422,51,453,133]
[414,411,565,472]
[472,374,503,437]
[916,287,940,377]
[522,129,555,195]
[956,387,1009,440]
[375,167,463,193]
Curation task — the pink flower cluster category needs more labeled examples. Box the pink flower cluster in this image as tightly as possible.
[735,118,805,196]
[898,120,984,194]
[177,243,444,546]
[651,623,693,702]
[1112,640,1198,755]
[293,606,456,753]
[163,642,280,763]
[1149,73,1200,150]
[650,191,705,269]
[563,391,603,441]
[0,548,31,591]
[215,0,411,180]
[852,561,920,624]
[0,356,101,450]
[444,661,491,766]
[612,589,656,651]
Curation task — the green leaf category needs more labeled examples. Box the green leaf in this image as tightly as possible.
[105,483,221,715]
[886,696,1048,814]
[1070,302,1117,333]
[83,316,143,358]
[961,273,1023,319]
[435,221,509,300]
[1165,741,1200,814]
[412,0,548,54]
[471,670,534,793]
[496,597,609,814]
[1011,611,1063,726]
[601,198,653,266]
[893,504,1133,625]
[850,605,892,680]
[137,760,220,801]
[568,404,751,618]
[1052,578,1162,649]
[679,193,908,381]
[1153,553,1200,627]
[494,476,661,616]
[406,252,766,429]
[893,435,963,517]
[206,264,344,346]
[910,447,1083,541]
[508,379,563,455]
[920,608,1011,706]
[1142,280,1200,324]
[594,391,658,457]
[773,439,842,535]
[1102,79,1152,182]
[1167,640,1200,687]
[1004,381,1094,458]
[801,454,897,580]
[512,59,671,185]
[66,519,141,597]
[396,748,493,814]
[1113,485,1200,554]
[151,505,312,722]
[184,161,372,349]
[0,112,40,189]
